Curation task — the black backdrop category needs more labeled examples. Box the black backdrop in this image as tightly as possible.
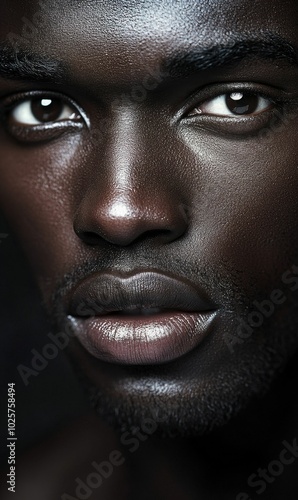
[0,216,87,464]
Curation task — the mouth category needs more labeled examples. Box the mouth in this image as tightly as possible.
[66,270,217,365]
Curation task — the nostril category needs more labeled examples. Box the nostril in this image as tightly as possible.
[76,230,102,246]
[123,228,174,246]
[73,196,188,246]
[75,227,174,247]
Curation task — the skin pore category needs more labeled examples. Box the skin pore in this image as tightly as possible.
[1,0,298,498]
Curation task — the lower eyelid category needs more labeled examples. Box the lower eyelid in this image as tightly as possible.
[0,91,90,144]
[6,120,84,143]
[181,104,288,138]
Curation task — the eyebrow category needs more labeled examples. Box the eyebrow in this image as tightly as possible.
[0,32,297,85]
[164,33,298,77]
[0,44,66,82]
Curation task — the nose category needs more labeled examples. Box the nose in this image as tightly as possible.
[73,111,188,247]
[74,188,188,247]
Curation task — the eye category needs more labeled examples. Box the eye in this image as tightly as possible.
[10,96,81,125]
[2,92,86,143]
[190,92,273,117]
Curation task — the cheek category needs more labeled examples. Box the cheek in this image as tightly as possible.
[0,135,84,283]
[183,131,298,289]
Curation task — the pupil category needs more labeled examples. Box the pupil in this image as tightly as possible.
[31,98,63,123]
[225,93,259,115]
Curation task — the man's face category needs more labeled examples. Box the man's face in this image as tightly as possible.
[1,0,298,435]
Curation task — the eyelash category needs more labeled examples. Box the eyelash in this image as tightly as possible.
[0,85,291,143]
[181,83,290,135]
[1,91,87,143]
[189,92,273,117]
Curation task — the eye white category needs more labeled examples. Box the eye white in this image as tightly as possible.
[195,93,271,117]
[11,99,77,125]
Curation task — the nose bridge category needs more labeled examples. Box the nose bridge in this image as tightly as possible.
[96,106,161,219]
[74,105,188,246]
[106,106,144,194]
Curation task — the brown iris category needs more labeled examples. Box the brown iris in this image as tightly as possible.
[31,98,64,123]
[225,93,259,115]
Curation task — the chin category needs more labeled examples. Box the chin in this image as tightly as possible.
[66,321,297,439]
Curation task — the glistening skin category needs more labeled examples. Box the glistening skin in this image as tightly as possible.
[1,0,298,498]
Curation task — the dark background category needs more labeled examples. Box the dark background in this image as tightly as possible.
[0,215,88,464]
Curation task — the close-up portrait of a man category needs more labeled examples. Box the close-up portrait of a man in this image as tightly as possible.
[1,1,298,499]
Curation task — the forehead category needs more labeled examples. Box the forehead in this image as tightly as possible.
[0,0,298,85]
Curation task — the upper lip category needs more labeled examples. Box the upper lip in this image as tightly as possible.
[67,269,215,317]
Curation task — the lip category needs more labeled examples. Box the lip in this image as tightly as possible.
[67,270,217,365]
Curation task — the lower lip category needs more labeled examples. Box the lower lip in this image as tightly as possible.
[68,310,216,365]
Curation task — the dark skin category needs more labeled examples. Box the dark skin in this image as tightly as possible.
[1,0,298,498]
